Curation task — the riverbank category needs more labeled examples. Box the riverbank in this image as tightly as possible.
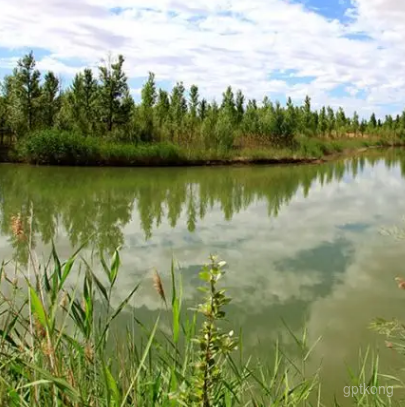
[1,130,404,167]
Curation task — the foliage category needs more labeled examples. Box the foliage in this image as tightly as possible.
[0,232,325,407]
[1,51,404,154]
[17,130,185,166]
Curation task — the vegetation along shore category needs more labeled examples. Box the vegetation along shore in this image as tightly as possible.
[1,52,405,166]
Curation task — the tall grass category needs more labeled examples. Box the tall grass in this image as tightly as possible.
[0,218,402,405]
[10,129,405,166]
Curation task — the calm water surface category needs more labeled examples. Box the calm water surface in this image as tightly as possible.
[1,151,405,404]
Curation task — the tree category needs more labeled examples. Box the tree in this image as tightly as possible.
[198,98,207,121]
[17,51,41,131]
[170,82,187,126]
[155,89,170,127]
[0,94,7,144]
[140,72,157,142]
[318,106,327,137]
[242,99,260,136]
[262,96,271,109]
[326,106,335,137]
[282,97,296,143]
[189,85,199,119]
[221,86,236,123]
[41,71,60,128]
[352,111,359,135]
[385,115,393,130]
[301,95,315,136]
[235,90,245,124]
[1,73,25,138]
[98,54,130,132]
[336,107,346,136]
[82,69,99,132]
[369,113,377,129]
[186,84,200,146]
[359,119,367,136]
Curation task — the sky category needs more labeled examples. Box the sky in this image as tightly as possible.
[0,0,405,118]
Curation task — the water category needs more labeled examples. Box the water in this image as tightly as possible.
[1,150,405,404]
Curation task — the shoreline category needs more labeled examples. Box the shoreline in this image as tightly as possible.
[0,144,403,168]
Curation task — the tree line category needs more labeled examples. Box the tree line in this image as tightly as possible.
[0,51,403,149]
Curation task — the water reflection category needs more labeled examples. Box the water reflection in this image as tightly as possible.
[1,150,405,404]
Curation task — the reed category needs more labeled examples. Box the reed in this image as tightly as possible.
[0,233,401,405]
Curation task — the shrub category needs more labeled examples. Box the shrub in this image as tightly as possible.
[16,130,185,166]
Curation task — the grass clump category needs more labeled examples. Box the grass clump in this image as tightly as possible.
[10,129,405,167]
[0,234,322,406]
[16,129,186,166]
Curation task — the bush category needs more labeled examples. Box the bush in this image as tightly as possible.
[19,130,99,165]
[16,130,185,166]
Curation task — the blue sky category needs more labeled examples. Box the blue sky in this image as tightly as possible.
[0,0,404,118]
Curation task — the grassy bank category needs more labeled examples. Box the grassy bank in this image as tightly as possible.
[0,238,402,406]
[3,130,404,167]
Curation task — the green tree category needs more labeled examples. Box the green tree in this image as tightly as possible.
[318,106,327,137]
[235,90,245,124]
[98,54,130,132]
[155,89,170,128]
[82,69,99,133]
[352,111,359,135]
[199,98,207,121]
[140,72,157,142]
[385,114,393,130]
[169,82,187,140]
[359,119,367,136]
[301,95,315,136]
[283,97,297,141]
[369,113,377,129]
[221,86,236,123]
[0,94,7,144]
[66,73,85,131]
[326,106,335,137]
[1,73,25,138]
[215,112,235,151]
[242,99,260,136]
[17,51,42,132]
[189,85,199,119]
[336,107,346,136]
[41,71,60,128]
[262,96,271,109]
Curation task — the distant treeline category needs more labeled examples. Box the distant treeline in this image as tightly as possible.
[0,52,403,149]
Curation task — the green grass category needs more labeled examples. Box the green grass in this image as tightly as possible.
[8,129,405,167]
[0,238,402,406]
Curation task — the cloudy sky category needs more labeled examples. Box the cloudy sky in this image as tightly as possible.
[1,0,405,118]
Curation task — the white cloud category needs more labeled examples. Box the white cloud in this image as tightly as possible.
[0,1,404,115]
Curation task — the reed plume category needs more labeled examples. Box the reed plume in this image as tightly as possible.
[152,269,167,307]
[10,214,25,242]
[395,277,405,290]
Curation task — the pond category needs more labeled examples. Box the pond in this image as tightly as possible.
[1,150,405,404]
